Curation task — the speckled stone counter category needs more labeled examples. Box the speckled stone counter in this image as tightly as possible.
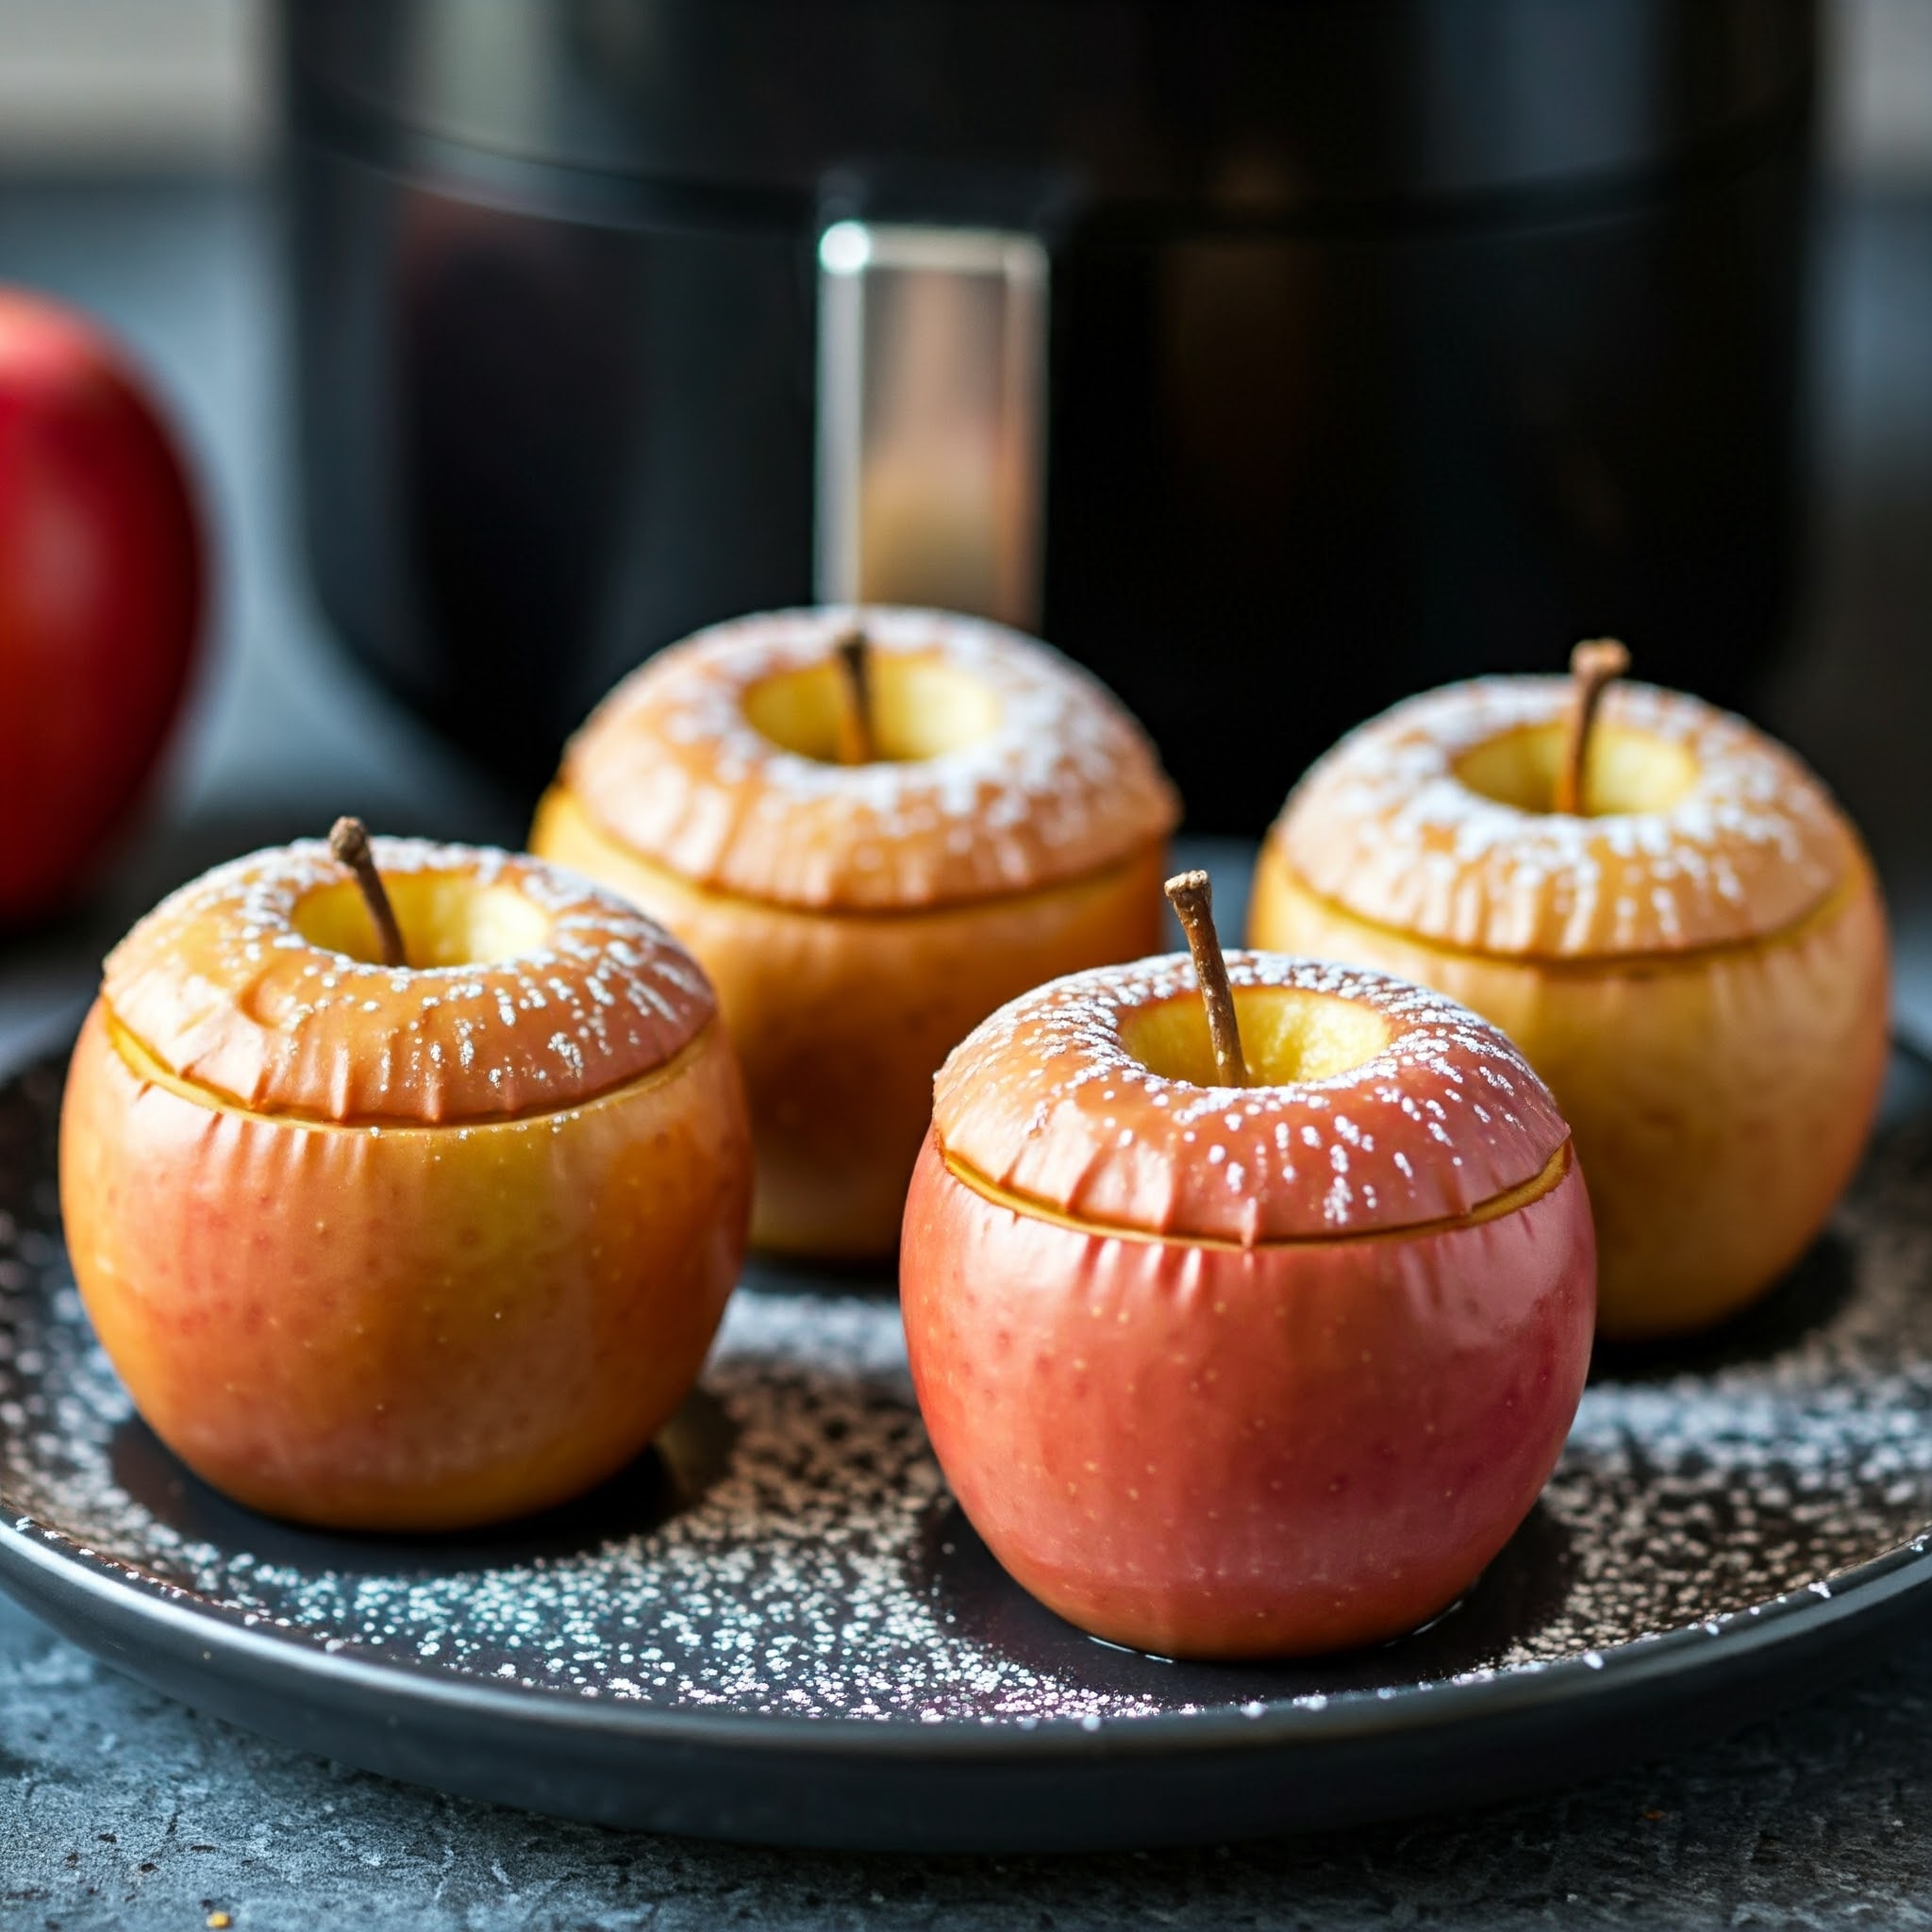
[5,1585,1932,1929]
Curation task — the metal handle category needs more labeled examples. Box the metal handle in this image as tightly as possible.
[816,221,1049,630]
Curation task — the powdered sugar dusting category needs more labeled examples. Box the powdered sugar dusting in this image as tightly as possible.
[933,952,1570,1242]
[102,839,716,1124]
[1274,677,1852,958]
[563,608,1178,910]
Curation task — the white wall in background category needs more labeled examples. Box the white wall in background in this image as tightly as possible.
[0,0,268,169]
[1829,0,1932,184]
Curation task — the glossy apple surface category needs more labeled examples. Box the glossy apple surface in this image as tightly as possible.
[904,1135,1592,1657]
[58,841,752,1530]
[0,290,202,923]
[1250,850,1888,1340]
[900,952,1597,1658]
[535,785,1167,1255]
[1252,676,1891,1339]
[532,608,1179,1258]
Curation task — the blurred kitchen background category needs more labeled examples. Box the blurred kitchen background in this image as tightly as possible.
[0,0,1927,1049]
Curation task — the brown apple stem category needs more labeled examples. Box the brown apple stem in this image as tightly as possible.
[833,626,876,765]
[1554,638,1631,816]
[1164,869,1248,1088]
[328,815,406,968]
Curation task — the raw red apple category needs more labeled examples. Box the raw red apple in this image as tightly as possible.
[901,880,1595,1659]
[0,289,202,923]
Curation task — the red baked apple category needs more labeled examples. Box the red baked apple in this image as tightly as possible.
[901,873,1596,1659]
[59,823,751,1530]
[0,289,203,924]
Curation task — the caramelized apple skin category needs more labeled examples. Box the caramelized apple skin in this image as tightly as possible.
[1250,844,1890,1339]
[901,1133,1595,1659]
[535,784,1169,1259]
[59,1004,751,1530]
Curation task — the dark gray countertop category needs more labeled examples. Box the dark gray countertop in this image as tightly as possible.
[1,175,1929,1927]
[6,1590,1932,1929]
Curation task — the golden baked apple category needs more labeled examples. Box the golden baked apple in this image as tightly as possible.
[531,608,1178,1259]
[58,824,752,1530]
[901,872,1595,1658]
[1251,646,1890,1340]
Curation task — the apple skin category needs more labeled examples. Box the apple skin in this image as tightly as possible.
[534,784,1169,1257]
[0,291,202,924]
[901,1133,1596,1659]
[1249,843,1890,1340]
[59,1004,751,1531]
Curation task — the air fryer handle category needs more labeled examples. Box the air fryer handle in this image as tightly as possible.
[814,221,1049,630]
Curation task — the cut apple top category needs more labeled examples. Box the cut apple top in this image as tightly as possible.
[556,607,1179,911]
[931,953,1571,1244]
[101,840,717,1124]
[1271,678,1859,958]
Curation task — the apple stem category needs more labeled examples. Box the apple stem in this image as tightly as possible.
[328,816,407,968]
[1555,638,1631,817]
[1164,869,1249,1088]
[833,625,876,765]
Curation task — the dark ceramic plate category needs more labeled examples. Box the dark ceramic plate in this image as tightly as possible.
[3,1037,1932,1852]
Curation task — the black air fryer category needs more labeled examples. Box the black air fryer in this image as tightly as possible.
[284,0,1817,828]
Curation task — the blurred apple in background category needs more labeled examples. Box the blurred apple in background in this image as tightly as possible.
[0,289,203,926]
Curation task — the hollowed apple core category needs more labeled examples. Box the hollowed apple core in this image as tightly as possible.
[1454,722,1699,816]
[1122,986,1392,1089]
[741,650,1002,763]
[292,873,555,969]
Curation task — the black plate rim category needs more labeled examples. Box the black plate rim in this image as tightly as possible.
[6,1500,1930,1767]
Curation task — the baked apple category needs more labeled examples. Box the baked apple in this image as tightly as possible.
[900,872,1595,1659]
[1251,645,1890,1339]
[58,823,752,1530]
[531,607,1179,1258]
